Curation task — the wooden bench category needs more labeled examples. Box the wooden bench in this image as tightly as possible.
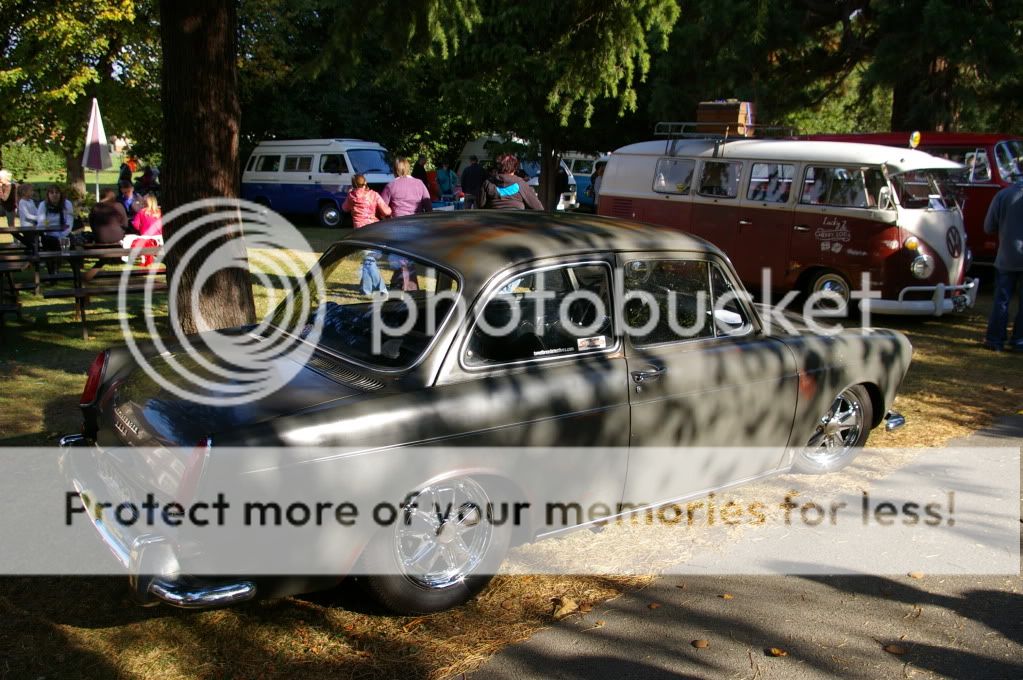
[39,266,166,283]
[0,260,29,334]
[43,280,168,339]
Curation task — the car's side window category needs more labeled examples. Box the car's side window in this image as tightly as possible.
[284,155,314,172]
[623,260,714,345]
[653,158,696,195]
[747,162,795,204]
[698,160,742,198]
[256,155,281,172]
[710,264,752,336]
[319,154,349,174]
[623,259,751,346]
[464,263,614,368]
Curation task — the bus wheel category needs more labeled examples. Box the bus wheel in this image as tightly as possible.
[319,202,342,228]
[805,270,850,313]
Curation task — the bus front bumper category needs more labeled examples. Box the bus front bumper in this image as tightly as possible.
[861,278,979,316]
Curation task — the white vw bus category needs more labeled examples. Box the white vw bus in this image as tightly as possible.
[242,139,393,227]
[598,136,977,315]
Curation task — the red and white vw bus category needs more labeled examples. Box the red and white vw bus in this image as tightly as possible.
[598,137,977,315]
[805,132,1023,264]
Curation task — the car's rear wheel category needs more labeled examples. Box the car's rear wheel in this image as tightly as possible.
[793,384,872,474]
[362,476,508,614]
[319,202,342,228]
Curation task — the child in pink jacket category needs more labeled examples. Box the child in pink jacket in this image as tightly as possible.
[342,174,391,228]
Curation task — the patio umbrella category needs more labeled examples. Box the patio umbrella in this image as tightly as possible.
[80,98,111,201]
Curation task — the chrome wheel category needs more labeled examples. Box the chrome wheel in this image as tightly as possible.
[806,388,864,463]
[319,204,341,227]
[809,271,850,312]
[395,477,493,590]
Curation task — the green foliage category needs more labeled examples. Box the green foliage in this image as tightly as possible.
[0,143,65,180]
[0,0,161,183]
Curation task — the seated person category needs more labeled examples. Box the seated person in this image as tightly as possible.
[83,188,130,282]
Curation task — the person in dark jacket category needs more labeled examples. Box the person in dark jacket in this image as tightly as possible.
[411,155,429,184]
[478,154,544,210]
[983,183,1023,351]
[459,155,486,209]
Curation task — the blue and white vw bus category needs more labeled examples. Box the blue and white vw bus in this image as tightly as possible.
[241,139,393,227]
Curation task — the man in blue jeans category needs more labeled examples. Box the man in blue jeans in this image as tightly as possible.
[983,182,1023,351]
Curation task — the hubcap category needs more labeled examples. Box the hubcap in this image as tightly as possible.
[806,389,863,462]
[322,207,340,226]
[812,275,850,312]
[394,478,492,589]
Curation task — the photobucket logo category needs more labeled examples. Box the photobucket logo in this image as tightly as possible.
[117,198,325,406]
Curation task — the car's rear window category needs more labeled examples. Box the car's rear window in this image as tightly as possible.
[270,246,459,369]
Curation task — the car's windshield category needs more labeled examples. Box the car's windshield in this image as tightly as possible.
[994,140,1023,183]
[890,170,956,210]
[269,246,459,369]
[347,149,391,175]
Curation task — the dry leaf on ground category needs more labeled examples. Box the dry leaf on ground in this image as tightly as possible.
[551,596,579,620]
[883,644,908,655]
[692,639,709,649]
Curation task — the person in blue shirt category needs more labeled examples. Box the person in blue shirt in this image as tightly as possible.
[118,179,139,219]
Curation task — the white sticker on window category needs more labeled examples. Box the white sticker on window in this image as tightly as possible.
[577,336,607,350]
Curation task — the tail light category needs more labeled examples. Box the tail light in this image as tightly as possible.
[176,437,211,505]
[80,351,110,407]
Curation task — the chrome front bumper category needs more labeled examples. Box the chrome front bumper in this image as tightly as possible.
[60,433,256,609]
[861,278,979,316]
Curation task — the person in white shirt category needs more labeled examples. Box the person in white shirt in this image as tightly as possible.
[35,185,74,241]
[16,183,37,227]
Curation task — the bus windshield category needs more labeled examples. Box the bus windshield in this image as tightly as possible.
[890,170,957,210]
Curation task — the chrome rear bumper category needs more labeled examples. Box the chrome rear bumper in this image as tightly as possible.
[60,433,256,609]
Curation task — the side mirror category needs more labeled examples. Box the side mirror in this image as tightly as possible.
[877,186,895,211]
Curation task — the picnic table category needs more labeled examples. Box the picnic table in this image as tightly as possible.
[0,225,54,257]
[35,245,165,339]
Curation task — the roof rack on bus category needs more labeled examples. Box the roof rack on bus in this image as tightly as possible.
[653,121,799,156]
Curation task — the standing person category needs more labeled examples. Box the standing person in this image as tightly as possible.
[411,155,429,184]
[380,158,433,218]
[342,174,392,295]
[459,155,486,209]
[478,154,544,210]
[380,159,431,291]
[0,170,17,226]
[118,179,140,219]
[118,162,133,184]
[436,161,457,200]
[983,183,1023,351]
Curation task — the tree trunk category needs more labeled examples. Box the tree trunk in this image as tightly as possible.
[64,150,86,199]
[159,0,255,334]
[538,143,561,214]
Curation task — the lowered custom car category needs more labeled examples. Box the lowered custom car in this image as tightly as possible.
[62,211,910,614]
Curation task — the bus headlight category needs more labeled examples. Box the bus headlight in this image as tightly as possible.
[910,254,935,279]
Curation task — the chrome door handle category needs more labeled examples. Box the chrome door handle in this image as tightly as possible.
[793,224,811,232]
[738,219,753,227]
[631,366,666,383]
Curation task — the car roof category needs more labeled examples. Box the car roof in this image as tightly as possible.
[612,138,962,173]
[806,132,1020,146]
[342,211,724,290]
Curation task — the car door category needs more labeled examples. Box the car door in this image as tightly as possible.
[432,256,633,531]
[618,252,799,507]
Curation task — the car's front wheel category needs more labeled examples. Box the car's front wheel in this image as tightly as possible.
[793,384,873,474]
[362,476,508,614]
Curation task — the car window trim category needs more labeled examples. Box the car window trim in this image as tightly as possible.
[457,258,621,374]
[614,252,760,352]
[272,240,465,376]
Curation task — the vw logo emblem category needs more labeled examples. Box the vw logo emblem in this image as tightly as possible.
[946,228,963,258]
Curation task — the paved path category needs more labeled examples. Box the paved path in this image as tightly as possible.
[471,417,1023,679]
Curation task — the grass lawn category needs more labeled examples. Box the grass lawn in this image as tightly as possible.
[0,239,1019,679]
